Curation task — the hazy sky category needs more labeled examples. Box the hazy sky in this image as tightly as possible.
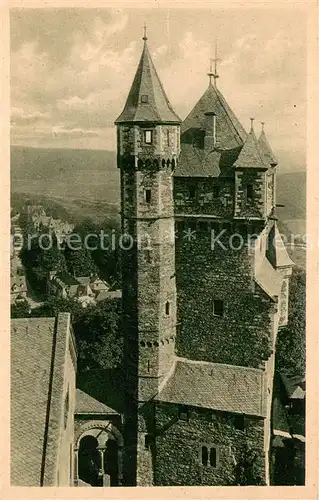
[11,7,306,171]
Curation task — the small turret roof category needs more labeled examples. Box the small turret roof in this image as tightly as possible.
[234,128,268,170]
[115,40,181,124]
[258,128,278,166]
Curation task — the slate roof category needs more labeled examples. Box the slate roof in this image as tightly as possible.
[234,129,269,170]
[11,314,72,485]
[258,129,277,166]
[255,255,283,301]
[75,389,119,415]
[96,289,122,302]
[115,40,181,124]
[281,373,306,400]
[181,83,247,148]
[156,357,266,417]
[267,223,294,269]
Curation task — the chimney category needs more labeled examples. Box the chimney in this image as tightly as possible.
[204,111,217,151]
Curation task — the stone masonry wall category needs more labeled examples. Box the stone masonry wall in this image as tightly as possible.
[234,170,266,219]
[174,177,234,217]
[175,225,274,368]
[154,403,266,486]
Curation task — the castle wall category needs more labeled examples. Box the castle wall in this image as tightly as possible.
[154,403,266,486]
[174,177,234,217]
[175,225,275,368]
[234,170,266,219]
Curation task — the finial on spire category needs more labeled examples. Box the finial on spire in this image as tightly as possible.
[261,121,265,132]
[207,38,220,87]
[143,22,147,41]
[250,117,255,131]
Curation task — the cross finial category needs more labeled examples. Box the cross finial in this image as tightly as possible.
[207,39,220,87]
[250,117,255,131]
[143,22,147,41]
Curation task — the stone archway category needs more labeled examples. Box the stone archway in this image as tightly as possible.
[74,420,124,487]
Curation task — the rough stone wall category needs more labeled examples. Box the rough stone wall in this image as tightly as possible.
[174,177,234,217]
[56,324,76,486]
[154,403,266,486]
[234,170,266,219]
[175,225,274,368]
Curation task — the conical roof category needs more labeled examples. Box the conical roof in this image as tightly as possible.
[258,129,277,166]
[234,128,268,169]
[115,41,181,124]
[181,83,247,149]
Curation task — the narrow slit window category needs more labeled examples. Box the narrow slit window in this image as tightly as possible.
[145,189,151,203]
[147,360,150,372]
[167,129,170,146]
[165,301,170,315]
[179,405,189,421]
[144,130,153,144]
[201,446,208,466]
[145,434,150,449]
[213,299,224,317]
[209,447,217,467]
[246,184,253,201]
[189,185,196,199]
[145,249,152,263]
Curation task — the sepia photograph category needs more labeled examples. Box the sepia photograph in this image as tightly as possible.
[8,4,309,490]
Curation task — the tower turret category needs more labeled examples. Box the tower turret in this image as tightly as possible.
[115,32,181,485]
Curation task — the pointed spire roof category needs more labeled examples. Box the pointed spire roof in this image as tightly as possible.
[234,126,268,169]
[181,83,247,149]
[115,39,181,124]
[258,124,278,166]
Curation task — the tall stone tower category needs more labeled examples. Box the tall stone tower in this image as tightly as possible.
[115,32,181,485]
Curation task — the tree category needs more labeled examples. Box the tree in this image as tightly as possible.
[11,299,31,318]
[275,267,306,377]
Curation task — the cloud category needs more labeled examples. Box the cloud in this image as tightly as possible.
[10,9,306,165]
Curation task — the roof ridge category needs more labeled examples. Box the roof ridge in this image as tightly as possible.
[175,356,264,373]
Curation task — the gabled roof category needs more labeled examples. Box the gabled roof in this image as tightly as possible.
[75,389,119,415]
[267,222,294,269]
[156,357,266,417]
[258,129,277,166]
[255,255,283,301]
[181,83,247,149]
[11,313,73,486]
[234,129,269,170]
[115,40,181,124]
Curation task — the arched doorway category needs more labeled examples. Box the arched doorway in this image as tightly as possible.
[74,420,123,487]
[78,436,102,486]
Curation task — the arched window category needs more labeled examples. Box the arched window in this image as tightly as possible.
[171,158,176,169]
[165,301,170,315]
[146,341,152,348]
[201,446,208,466]
[166,159,171,168]
[153,340,159,347]
[140,341,146,347]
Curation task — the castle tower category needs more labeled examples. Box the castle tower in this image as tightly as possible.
[115,31,181,484]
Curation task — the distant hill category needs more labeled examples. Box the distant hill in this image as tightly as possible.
[11,146,306,232]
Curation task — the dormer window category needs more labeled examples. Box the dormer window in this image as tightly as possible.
[141,94,148,103]
[144,130,153,144]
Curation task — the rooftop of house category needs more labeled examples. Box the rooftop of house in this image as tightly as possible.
[156,357,266,417]
[115,37,181,124]
[281,373,306,400]
[75,389,119,415]
[11,313,73,486]
[96,290,122,302]
[234,127,269,170]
